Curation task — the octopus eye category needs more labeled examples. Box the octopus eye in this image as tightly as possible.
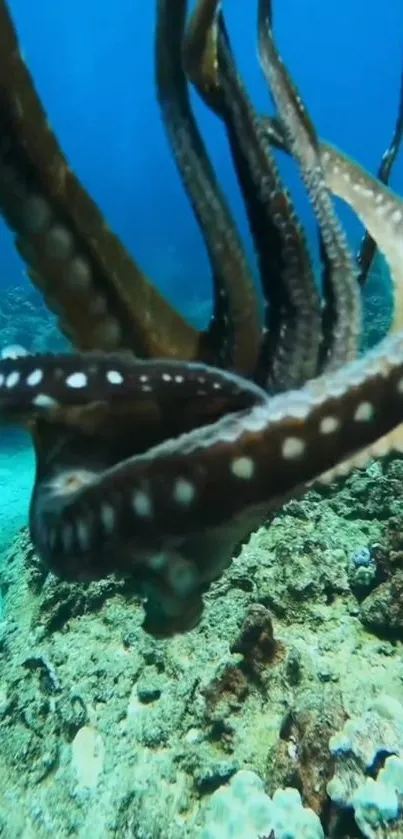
[63,474,85,492]
[51,469,97,497]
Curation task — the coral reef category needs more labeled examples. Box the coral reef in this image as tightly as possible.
[361,253,393,351]
[328,695,403,836]
[1,457,403,837]
[0,285,69,354]
[352,755,403,838]
[197,770,323,838]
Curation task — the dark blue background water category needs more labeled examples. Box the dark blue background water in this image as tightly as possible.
[3,0,403,315]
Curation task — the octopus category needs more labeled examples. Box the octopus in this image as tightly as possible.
[0,0,402,635]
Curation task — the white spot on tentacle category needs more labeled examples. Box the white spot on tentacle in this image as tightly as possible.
[149,552,168,571]
[32,393,58,409]
[26,369,43,387]
[66,372,88,389]
[100,503,116,533]
[106,370,123,385]
[353,401,374,422]
[167,558,198,596]
[132,490,153,518]
[5,371,20,388]
[173,478,195,505]
[76,519,91,551]
[319,415,340,435]
[282,436,305,459]
[230,456,255,480]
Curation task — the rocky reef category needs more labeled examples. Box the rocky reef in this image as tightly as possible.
[1,457,403,838]
[0,285,68,355]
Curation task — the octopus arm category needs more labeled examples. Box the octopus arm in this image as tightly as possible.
[257,0,362,372]
[21,332,403,577]
[156,0,260,375]
[262,119,403,335]
[0,0,200,359]
[184,0,322,392]
[356,61,403,285]
[0,353,267,428]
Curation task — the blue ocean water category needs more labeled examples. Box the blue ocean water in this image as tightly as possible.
[2,6,403,836]
[2,0,403,304]
[0,0,402,548]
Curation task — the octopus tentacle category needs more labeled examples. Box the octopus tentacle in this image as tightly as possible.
[257,0,362,372]
[184,0,322,392]
[0,353,266,437]
[0,351,266,635]
[0,0,204,360]
[321,146,403,336]
[263,117,403,334]
[3,333,403,591]
[156,0,261,375]
[357,62,403,285]
[2,0,403,638]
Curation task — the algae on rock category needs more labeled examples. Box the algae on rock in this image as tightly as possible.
[1,458,403,837]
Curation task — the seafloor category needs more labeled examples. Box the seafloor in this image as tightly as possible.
[1,450,403,838]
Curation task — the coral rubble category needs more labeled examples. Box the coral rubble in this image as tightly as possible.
[1,458,403,837]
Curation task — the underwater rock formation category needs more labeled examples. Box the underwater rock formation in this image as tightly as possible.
[328,695,403,837]
[197,770,324,838]
[0,459,402,836]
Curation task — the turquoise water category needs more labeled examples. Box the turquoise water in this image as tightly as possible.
[0,432,33,553]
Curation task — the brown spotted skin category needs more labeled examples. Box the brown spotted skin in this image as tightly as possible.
[12,336,403,553]
[2,336,403,636]
[0,353,269,635]
[156,0,261,375]
[257,0,362,372]
[184,0,323,391]
[1,0,403,635]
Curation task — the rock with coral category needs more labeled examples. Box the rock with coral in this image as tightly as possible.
[198,770,324,839]
[346,753,403,838]
[328,695,403,837]
[2,457,403,836]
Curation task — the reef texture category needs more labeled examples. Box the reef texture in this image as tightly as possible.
[0,456,403,837]
[0,285,68,355]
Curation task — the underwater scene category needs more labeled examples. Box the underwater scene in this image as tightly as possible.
[0,0,403,836]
